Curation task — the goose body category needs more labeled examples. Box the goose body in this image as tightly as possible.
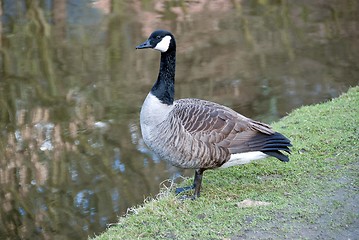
[136,30,291,198]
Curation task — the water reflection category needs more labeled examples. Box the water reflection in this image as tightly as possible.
[0,0,358,239]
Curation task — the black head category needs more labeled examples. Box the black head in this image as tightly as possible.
[136,30,176,53]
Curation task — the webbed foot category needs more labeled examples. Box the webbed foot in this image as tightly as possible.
[175,169,205,200]
[175,185,194,195]
[178,194,196,201]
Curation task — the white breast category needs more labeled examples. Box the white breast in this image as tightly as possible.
[140,93,174,141]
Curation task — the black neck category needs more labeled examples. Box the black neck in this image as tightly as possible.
[150,49,176,105]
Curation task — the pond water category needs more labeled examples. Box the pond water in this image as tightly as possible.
[0,0,358,239]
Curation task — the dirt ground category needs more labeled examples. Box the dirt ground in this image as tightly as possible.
[232,165,359,240]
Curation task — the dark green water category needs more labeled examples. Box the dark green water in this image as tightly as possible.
[0,0,358,239]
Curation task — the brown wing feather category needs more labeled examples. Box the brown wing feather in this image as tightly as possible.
[170,98,291,167]
[173,98,275,147]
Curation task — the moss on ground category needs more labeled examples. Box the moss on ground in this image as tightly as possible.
[92,87,359,240]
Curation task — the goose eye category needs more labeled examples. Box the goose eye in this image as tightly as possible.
[156,35,162,39]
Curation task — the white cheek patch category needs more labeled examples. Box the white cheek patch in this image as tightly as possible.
[154,36,172,52]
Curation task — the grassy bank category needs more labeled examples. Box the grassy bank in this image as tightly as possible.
[93,87,359,239]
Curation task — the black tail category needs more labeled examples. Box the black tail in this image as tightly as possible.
[227,131,292,162]
[263,150,290,162]
[259,132,291,162]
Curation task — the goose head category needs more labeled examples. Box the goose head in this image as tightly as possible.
[136,30,176,53]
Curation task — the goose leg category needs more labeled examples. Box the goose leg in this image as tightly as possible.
[192,168,204,198]
[175,169,205,199]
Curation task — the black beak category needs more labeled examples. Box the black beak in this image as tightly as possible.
[136,39,152,49]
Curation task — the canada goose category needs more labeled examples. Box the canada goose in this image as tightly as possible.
[136,30,291,199]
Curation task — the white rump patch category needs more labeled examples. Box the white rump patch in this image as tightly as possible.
[154,35,172,52]
[220,151,268,168]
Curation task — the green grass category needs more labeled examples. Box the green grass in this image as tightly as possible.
[92,87,359,239]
